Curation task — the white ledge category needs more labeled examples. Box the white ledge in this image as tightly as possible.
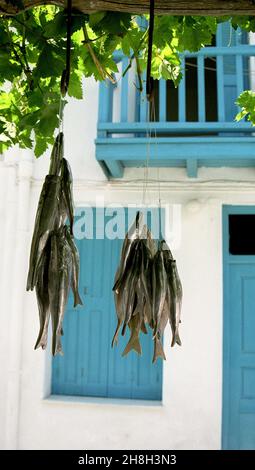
[43,394,163,408]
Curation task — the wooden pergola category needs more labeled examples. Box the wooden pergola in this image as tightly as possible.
[0,0,255,16]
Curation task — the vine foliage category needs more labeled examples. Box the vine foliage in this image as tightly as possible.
[0,7,255,156]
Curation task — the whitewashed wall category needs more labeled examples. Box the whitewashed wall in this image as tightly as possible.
[1,71,255,450]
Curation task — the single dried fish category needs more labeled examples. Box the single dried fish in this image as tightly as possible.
[34,238,51,350]
[61,158,74,236]
[113,211,143,293]
[152,303,168,363]
[167,260,182,347]
[152,244,167,338]
[26,175,61,291]
[48,229,72,356]
[162,240,182,346]
[49,133,64,176]
[146,227,157,257]
[111,268,126,347]
[64,225,83,307]
[122,313,142,357]
[121,245,141,335]
[140,240,152,323]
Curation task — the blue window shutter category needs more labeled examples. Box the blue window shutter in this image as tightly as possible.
[80,236,110,397]
[217,22,248,122]
[52,209,163,400]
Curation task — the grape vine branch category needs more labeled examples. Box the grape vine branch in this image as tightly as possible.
[0,2,254,156]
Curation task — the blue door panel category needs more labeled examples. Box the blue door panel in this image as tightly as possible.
[52,209,163,400]
[226,264,255,449]
[240,415,255,449]
[223,207,255,449]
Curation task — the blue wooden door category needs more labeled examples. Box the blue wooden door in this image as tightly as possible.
[223,207,255,449]
[52,208,163,400]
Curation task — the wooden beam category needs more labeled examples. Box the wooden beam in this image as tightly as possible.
[1,1,255,17]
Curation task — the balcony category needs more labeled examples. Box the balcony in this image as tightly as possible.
[95,23,255,178]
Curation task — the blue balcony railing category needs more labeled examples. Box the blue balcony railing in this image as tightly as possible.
[96,23,255,178]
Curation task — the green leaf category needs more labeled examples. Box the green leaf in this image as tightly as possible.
[89,12,106,28]
[68,71,83,99]
[43,11,66,38]
[0,139,12,154]
[0,119,6,134]
[19,132,33,149]
[90,12,132,35]
[19,110,41,131]
[0,93,12,110]
[35,44,65,78]
[235,90,255,125]
[34,135,48,157]
[121,35,131,56]
[36,102,59,135]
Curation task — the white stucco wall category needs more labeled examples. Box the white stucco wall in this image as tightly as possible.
[1,72,255,450]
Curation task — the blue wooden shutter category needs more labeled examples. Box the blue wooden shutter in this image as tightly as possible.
[52,208,163,400]
[217,22,248,122]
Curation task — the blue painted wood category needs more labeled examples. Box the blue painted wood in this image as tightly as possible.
[104,159,124,178]
[159,80,167,122]
[121,57,129,122]
[236,55,244,100]
[96,136,255,160]
[216,53,225,122]
[96,22,254,178]
[218,22,244,127]
[52,209,163,400]
[178,57,186,122]
[98,81,113,127]
[223,206,255,449]
[97,121,254,134]
[186,159,198,178]
[183,45,255,57]
[139,71,148,122]
[197,56,205,122]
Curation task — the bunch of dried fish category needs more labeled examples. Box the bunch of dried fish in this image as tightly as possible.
[112,211,182,363]
[27,133,82,355]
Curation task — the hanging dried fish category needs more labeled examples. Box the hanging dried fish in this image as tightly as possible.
[61,157,74,236]
[121,241,143,335]
[27,132,82,356]
[49,132,64,176]
[162,240,182,347]
[152,242,167,339]
[26,175,61,291]
[34,238,51,350]
[113,211,143,293]
[48,227,73,356]
[112,212,183,363]
[152,304,168,363]
[64,225,83,307]
[111,269,125,347]
[122,312,143,357]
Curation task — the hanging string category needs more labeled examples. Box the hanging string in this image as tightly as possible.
[149,92,164,243]
[55,0,72,165]
[142,0,155,206]
[58,96,64,134]
[60,0,72,97]
[146,0,155,101]
[142,100,153,206]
